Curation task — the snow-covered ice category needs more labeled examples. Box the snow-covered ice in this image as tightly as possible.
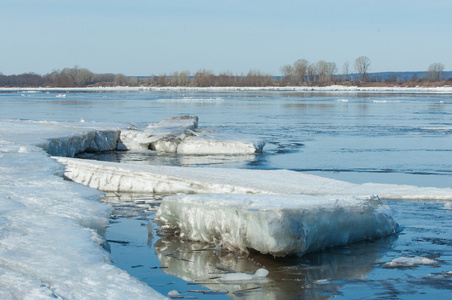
[155,194,400,256]
[54,151,452,257]
[176,129,265,155]
[384,256,439,268]
[0,119,121,157]
[217,269,269,283]
[0,120,166,299]
[117,115,199,152]
[56,157,452,200]
[118,115,265,154]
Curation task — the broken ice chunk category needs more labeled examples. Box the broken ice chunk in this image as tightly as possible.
[155,194,401,257]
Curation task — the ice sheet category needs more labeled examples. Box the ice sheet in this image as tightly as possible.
[0,122,166,299]
[56,157,452,200]
[0,119,121,157]
[155,194,400,256]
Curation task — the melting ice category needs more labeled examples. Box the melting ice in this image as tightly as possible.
[2,115,452,298]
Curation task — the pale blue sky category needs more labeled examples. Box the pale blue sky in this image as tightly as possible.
[1,0,451,76]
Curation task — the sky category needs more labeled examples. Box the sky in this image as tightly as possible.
[1,0,451,76]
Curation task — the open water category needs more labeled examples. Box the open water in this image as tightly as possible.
[2,90,452,299]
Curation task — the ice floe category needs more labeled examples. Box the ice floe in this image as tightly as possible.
[55,157,452,200]
[155,194,400,256]
[218,269,268,282]
[384,256,439,268]
[118,115,265,154]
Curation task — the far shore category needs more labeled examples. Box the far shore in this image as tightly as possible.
[2,84,452,94]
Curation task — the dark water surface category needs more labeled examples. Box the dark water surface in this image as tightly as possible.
[2,90,452,298]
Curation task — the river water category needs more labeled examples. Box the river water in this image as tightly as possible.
[2,90,452,299]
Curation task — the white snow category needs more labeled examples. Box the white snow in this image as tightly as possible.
[217,269,269,283]
[0,119,121,157]
[167,290,181,297]
[218,273,254,282]
[118,115,265,154]
[55,157,452,200]
[176,129,265,154]
[0,121,167,299]
[155,194,400,256]
[384,257,439,268]
[2,85,452,94]
[254,268,269,278]
[157,97,224,103]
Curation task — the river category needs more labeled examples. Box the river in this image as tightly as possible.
[2,89,452,299]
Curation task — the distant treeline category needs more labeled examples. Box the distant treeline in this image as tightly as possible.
[1,60,450,88]
[0,67,128,88]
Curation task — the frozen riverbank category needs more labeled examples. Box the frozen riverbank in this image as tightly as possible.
[2,84,452,94]
[0,120,167,299]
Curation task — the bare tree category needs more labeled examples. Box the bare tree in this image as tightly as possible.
[178,70,191,86]
[307,63,317,82]
[293,59,308,84]
[342,61,349,81]
[157,74,168,86]
[354,56,371,82]
[315,61,336,84]
[427,63,445,81]
[193,69,215,87]
[280,64,295,85]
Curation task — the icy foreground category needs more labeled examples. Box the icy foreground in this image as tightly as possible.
[118,115,265,154]
[55,154,452,256]
[0,121,166,299]
[155,194,400,257]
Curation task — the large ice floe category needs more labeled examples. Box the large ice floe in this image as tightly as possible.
[117,115,265,154]
[56,156,452,200]
[155,194,400,256]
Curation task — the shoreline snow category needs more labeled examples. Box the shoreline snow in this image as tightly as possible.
[0,121,168,299]
[1,85,452,94]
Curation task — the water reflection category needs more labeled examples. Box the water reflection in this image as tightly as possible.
[154,234,397,299]
[78,150,269,169]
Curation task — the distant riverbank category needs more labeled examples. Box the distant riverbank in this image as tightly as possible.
[2,85,452,94]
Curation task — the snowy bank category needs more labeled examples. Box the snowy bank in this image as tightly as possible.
[0,121,166,299]
[155,194,400,256]
[56,157,452,200]
[2,85,452,93]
